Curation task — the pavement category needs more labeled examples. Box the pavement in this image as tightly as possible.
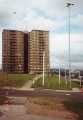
[0,105,65,120]
[18,75,42,90]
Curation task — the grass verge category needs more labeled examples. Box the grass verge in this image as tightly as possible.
[32,75,83,90]
[0,74,34,88]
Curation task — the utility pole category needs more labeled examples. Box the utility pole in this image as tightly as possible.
[66,3,75,88]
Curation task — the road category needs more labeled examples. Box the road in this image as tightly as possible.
[0,89,83,120]
[0,89,83,101]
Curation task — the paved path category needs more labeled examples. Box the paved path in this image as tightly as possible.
[0,105,65,120]
[18,75,42,90]
[19,80,34,90]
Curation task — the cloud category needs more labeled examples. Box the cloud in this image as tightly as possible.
[0,0,83,69]
[0,0,82,33]
[15,11,64,31]
[50,33,83,68]
[71,14,83,27]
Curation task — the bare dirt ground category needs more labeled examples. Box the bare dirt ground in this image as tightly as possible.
[0,96,82,120]
[25,96,82,120]
[0,105,62,120]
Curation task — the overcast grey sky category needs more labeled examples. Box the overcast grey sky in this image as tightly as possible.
[0,0,83,69]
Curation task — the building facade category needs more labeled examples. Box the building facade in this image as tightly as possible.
[28,30,49,74]
[24,33,29,73]
[2,29,49,74]
[2,30,25,73]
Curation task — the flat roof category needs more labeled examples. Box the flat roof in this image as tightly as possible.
[32,30,49,32]
[3,29,49,33]
[3,29,24,33]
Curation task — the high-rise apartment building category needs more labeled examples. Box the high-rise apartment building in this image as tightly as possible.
[28,30,49,74]
[2,30,27,73]
[24,32,29,73]
[2,29,49,74]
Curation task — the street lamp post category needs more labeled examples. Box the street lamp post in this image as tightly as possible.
[42,51,45,86]
[76,71,81,88]
[6,64,9,97]
[66,3,75,88]
[79,77,81,88]
[78,71,81,88]
[59,66,61,88]
[65,68,67,87]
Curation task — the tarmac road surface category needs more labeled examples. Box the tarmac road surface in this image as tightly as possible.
[0,88,83,101]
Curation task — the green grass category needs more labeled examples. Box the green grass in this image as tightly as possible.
[0,74,34,88]
[32,75,83,90]
[8,74,33,81]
